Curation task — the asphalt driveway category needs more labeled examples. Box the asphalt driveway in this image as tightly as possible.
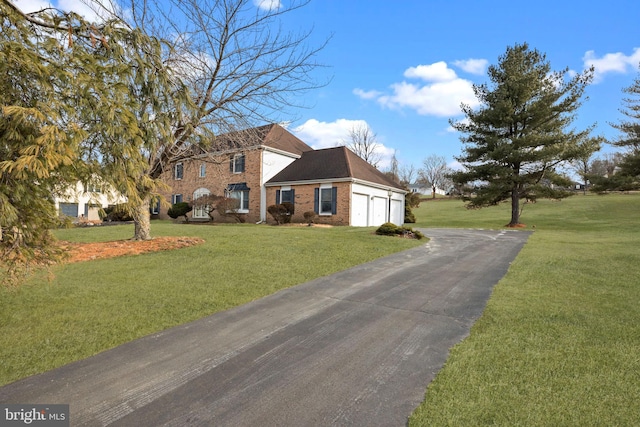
[0,228,531,426]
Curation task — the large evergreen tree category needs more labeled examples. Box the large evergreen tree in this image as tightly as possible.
[0,0,180,283]
[593,68,640,190]
[450,43,598,226]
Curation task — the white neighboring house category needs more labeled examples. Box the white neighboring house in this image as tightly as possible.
[55,181,127,221]
[408,183,447,196]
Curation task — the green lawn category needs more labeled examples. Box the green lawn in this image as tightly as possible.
[409,194,640,426]
[3,195,639,425]
[0,222,421,386]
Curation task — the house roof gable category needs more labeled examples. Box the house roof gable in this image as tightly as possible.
[183,123,313,158]
[212,123,312,156]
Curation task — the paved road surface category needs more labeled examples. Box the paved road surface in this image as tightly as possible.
[0,228,531,426]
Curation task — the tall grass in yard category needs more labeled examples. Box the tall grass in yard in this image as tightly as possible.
[0,223,421,386]
[410,194,640,426]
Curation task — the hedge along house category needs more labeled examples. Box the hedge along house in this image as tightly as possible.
[265,146,406,226]
[158,123,313,223]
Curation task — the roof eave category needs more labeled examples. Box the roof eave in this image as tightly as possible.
[265,177,407,193]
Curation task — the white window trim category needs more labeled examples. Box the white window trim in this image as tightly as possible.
[279,187,294,204]
[232,154,245,174]
[319,187,333,216]
[174,162,183,180]
[228,190,249,213]
[192,188,211,219]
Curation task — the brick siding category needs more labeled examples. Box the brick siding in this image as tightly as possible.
[265,181,352,226]
[158,148,263,223]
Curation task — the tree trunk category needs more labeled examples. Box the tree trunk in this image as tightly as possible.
[432,185,436,199]
[132,196,152,241]
[509,188,520,226]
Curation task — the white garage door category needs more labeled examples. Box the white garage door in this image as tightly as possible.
[372,197,387,226]
[351,193,369,226]
[390,199,403,226]
[59,203,78,217]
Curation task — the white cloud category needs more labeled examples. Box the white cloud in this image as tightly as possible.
[404,62,457,82]
[292,118,396,169]
[293,118,358,149]
[378,78,479,117]
[15,0,53,13]
[355,61,480,118]
[446,117,470,133]
[452,58,488,75]
[583,48,640,83]
[353,88,382,100]
[16,0,118,21]
[448,160,465,171]
[253,0,282,11]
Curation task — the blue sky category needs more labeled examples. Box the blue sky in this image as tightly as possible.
[16,0,640,173]
[281,0,640,172]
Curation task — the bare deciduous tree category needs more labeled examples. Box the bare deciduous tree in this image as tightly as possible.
[398,163,417,186]
[342,123,382,167]
[94,0,328,239]
[418,155,452,198]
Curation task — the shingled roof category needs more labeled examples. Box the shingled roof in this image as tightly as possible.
[211,123,312,155]
[267,146,404,190]
[184,123,313,158]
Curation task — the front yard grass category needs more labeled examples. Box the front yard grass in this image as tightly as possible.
[0,223,422,386]
[409,193,640,426]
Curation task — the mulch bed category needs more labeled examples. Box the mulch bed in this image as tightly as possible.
[62,237,204,263]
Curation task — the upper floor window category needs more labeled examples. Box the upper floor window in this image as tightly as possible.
[230,154,245,174]
[84,183,101,193]
[199,164,206,178]
[174,162,184,180]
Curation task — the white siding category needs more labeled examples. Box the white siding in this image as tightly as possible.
[351,193,369,226]
[55,181,126,220]
[260,149,300,221]
[351,182,405,227]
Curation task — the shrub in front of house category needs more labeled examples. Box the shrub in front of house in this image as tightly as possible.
[216,198,245,223]
[167,202,193,222]
[404,204,416,223]
[375,222,424,240]
[281,202,294,221]
[267,203,294,224]
[103,204,133,222]
[303,211,315,225]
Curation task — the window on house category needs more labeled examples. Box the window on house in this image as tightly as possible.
[314,187,337,215]
[199,164,206,178]
[172,194,183,204]
[150,200,160,215]
[226,183,250,212]
[230,154,245,173]
[84,183,101,193]
[276,189,295,205]
[192,188,211,219]
[174,163,183,180]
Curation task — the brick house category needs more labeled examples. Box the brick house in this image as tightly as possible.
[265,146,406,226]
[158,123,312,223]
[159,124,406,226]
